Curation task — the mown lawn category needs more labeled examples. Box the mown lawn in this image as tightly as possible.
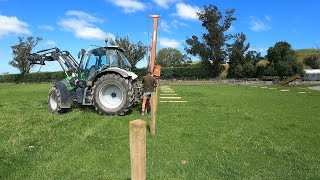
[0,83,320,179]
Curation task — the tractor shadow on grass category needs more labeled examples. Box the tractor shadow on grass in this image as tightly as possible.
[74,104,96,114]
[41,100,137,116]
[71,103,136,116]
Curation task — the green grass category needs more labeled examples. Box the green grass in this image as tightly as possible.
[1,83,320,179]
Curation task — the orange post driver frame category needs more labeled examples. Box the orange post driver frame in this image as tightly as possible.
[153,65,161,77]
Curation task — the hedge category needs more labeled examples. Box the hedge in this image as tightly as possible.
[134,67,207,80]
[0,71,65,83]
[0,67,207,83]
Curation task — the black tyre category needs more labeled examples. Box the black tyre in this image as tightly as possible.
[128,79,137,105]
[130,80,140,107]
[92,74,130,115]
[48,86,66,114]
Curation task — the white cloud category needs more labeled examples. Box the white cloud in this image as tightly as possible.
[160,19,187,33]
[265,15,272,21]
[175,3,200,21]
[58,10,114,40]
[171,19,186,29]
[45,40,56,46]
[258,47,268,53]
[66,10,103,23]
[249,16,271,32]
[249,47,268,54]
[153,0,178,9]
[0,15,31,36]
[108,0,145,13]
[160,20,170,32]
[226,25,235,33]
[38,25,54,31]
[159,38,181,48]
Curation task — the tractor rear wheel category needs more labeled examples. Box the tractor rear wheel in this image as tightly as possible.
[130,80,139,107]
[92,74,130,115]
[48,86,66,114]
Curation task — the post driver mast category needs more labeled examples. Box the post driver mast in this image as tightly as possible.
[148,14,160,75]
[148,14,160,135]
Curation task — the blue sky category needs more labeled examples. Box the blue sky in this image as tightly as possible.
[0,0,319,74]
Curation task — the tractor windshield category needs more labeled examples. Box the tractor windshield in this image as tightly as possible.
[81,46,132,79]
[82,46,106,78]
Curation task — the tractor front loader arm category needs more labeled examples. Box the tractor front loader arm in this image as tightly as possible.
[27,47,80,77]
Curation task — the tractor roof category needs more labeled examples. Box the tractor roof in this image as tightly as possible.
[105,45,125,52]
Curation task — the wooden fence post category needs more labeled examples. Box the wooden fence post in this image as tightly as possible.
[129,120,147,180]
[151,91,157,135]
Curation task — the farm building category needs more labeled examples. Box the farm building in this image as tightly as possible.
[303,69,320,81]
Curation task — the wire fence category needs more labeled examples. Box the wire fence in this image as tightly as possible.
[159,78,320,86]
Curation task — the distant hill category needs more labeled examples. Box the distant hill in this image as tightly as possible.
[249,49,318,69]
[257,59,269,66]
[295,48,319,62]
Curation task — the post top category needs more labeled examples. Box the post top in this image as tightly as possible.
[129,120,147,126]
[148,14,160,18]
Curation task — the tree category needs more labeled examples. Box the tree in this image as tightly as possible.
[227,33,250,78]
[266,41,303,79]
[263,63,276,76]
[267,41,296,64]
[304,54,320,69]
[255,63,266,78]
[156,48,189,67]
[185,4,236,77]
[9,36,42,75]
[242,63,256,78]
[228,33,250,64]
[110,36,146,69]
[228,64,243,78]
[245,51,262,65]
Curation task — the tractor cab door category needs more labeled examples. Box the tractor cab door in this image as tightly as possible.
[81,46,107,80]
[107,49,120,68]
[106,48,131,71]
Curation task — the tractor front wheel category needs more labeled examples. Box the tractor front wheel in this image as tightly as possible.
[92,74,130,115]
[48,86,66,114]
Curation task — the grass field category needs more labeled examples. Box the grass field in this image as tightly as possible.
[1,83,320,179]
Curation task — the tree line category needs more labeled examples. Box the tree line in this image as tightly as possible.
[7,4,320,79]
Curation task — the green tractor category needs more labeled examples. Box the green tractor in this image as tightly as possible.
[27,42,141,115]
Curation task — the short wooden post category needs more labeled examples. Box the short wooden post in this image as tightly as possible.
[129,120,147,180]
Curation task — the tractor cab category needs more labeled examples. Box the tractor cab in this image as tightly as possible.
[79,45,132,80]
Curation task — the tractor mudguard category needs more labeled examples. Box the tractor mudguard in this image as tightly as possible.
[98,68,131,78]
[101,68,138,79]
[89,67,138,86]
[54,81,71,108]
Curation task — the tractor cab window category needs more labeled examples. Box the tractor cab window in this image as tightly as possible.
[106,49,131,71]
[107,50,119,67]
[118,51,131,70]
[85,54,97,70]
[81,46,132,80]
[83,46,107,78]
